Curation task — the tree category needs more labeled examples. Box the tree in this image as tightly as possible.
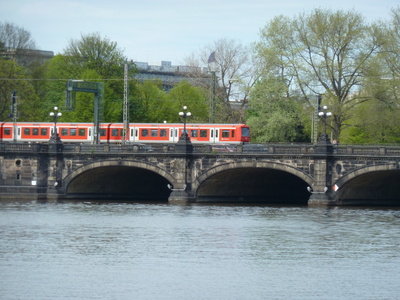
[0,22,36,50]
[255,9,383,140]
[63,32,127,78]
[247,77,309,143]
[166,81,209,123]
[343,7,400,143]
[185,38,256,123]
[131,80,168,123]
[0,59,40,121]
[60,33,134,123]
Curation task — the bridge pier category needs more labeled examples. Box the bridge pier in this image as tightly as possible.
[168,190,195,204]
[308,136,338,206]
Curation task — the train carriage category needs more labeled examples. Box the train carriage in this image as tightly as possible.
[0,122,250,144]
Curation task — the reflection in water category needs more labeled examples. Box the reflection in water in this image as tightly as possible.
[1,201,400,299]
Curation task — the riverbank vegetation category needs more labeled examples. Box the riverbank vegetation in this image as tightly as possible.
[1,7,399,144]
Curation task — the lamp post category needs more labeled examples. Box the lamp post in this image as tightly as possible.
[49,106,62,143]
[179,106,192,141]
[318,105,332,142]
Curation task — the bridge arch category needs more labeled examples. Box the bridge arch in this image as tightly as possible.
[334,163,400,205]
[192,161,313,204]
[62,159,175,200]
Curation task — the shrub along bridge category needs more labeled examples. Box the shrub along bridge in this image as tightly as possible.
[1,140,400,206]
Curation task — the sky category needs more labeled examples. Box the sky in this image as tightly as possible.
[1,0,398,66]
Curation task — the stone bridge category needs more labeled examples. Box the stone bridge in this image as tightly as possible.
[1,141,400,206]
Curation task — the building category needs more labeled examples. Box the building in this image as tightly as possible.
[0,48,54,66]
[134,60,210,91]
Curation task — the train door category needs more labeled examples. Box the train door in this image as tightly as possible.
[128,126,139,143]
[170,128,178,143]
[15,125,21,142]
[210,128,220,143]
[129,127,135,142]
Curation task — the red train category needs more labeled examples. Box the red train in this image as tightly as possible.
[0,122,250,144]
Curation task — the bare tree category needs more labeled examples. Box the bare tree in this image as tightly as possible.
[184,38,257,122]
[0,22,36,50]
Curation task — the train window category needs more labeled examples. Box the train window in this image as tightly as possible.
[23,128,30,135]
[241,127,250,137]
[61,129,68,136]
[120,129,125,137]
[191,130,198,137]
[231,130,235,138]
[4,128,11,135]
[100,129,106,136]
[142,129,149,137]
[78,129,86,136]
[222,130,230,138]
[151,129,158,137]
[211,130,213,138]
[111,129,119,137]
[70,129,77,136]
[200,130,207,138]
[160,129,167,137]
[32,128,39,136]
[41,128,48,136]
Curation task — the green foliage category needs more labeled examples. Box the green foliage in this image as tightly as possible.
[246,77,309,143]
[0,59,40,121]
[166,81,209,123]
[254,8,383,141]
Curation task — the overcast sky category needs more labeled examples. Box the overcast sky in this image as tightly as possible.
[1,0,398,65]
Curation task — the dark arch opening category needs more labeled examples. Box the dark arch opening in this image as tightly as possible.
[66,166,171,201]
[196,168,310,204]
[337,170,400,206]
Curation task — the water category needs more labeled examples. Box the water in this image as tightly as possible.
[1,201,400,300]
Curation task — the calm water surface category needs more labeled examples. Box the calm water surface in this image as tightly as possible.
[1,200,400,300]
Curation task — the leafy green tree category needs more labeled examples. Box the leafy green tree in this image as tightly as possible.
[0,59,40,121]
[63,32,127,78]
[60,33,133,123]
[342,7,400,144]
[131,80,167,122]
[166,81,209,123]
[255,9,383,141]
[247,77,309,143]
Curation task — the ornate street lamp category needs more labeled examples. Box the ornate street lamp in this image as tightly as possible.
[318,105,332,142]
[179,106,192,141]
[49,106,62,142]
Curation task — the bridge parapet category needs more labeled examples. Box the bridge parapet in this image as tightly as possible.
[2,142,400,158]
[2,142,400,157]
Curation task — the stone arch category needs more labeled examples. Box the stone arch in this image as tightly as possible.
[335,163,399,188]
[63,159,176,191]
[192,160,313,195]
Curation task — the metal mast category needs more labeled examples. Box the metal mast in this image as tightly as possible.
[123,63,129,143]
